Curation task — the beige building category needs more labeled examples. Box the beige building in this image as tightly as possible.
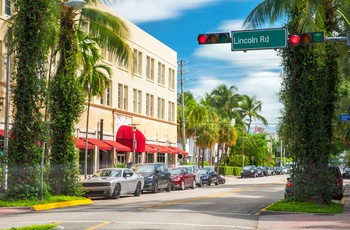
[0,1,186,174]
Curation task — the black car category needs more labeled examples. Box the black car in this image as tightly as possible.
[199,168,219,186]
[241,165,258,178]
[257,166,267,177]
[343,167,350,179]
[284,165,344,200]
[131,163,171,193]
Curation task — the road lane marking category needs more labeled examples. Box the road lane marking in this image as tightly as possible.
[85,221,115,230]
[141,183,280,209]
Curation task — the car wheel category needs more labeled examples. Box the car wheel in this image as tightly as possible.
[165,179,171,192]
[134,182,142,196]
[191,180,196,189]
[181,181,185,190]
[152,180,159,193]
[215,178,219,185]
[111,183,121,199]
[198,179,203,187]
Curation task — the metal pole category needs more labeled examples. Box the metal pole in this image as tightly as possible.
[2,27,11,191]
[242,130,244,169]
[180,60,186,151]
[133,126,136,163]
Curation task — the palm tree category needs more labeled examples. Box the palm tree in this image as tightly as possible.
[48,0,132,195]
[238,95,268,133]
[244,0,345,203]
[77,31,112,179]
[210,84,242,120]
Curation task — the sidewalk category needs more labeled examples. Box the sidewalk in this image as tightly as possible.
[257,183,350,229]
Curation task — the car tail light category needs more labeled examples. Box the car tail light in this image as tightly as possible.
[286,182,293,187]
[335,178,340,186]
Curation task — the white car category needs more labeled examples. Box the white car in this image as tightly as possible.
[177,165,202,187]
[80,168,144,199]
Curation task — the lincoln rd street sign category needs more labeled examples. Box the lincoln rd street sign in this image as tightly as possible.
[231,28,287,51]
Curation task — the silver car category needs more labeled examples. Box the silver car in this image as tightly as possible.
[81,168,144,199]
[177,165,202,187]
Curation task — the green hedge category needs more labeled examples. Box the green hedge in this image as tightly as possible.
[217,166,242,176]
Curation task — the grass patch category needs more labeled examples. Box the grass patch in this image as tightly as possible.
[8,224,57,230]
[266,200,344,214]
[0,195,89,207]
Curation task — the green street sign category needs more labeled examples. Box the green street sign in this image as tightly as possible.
[231,28,287,51]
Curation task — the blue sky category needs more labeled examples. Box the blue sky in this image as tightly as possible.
[108,0,283,133]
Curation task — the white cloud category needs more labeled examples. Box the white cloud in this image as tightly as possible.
[108,0,219,23]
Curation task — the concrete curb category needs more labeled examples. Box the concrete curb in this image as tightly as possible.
[32,199,92,211]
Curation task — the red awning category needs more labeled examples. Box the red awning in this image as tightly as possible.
[148,144,176,154]
[73,137,94,150]
[81,138,112,151]
[116,125,146,152]
[169,146,189,156]
[145,144,158,153]
[104,140,131,152]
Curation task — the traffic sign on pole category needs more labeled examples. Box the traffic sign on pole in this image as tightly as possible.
[231,28,287,51]
[339,114,350,121]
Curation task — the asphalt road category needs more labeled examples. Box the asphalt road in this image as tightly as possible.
[0,175,288,230]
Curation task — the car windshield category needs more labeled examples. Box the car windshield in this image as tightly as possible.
[93,169,121,178]
[170,168,182,175]
[133,165,155,173]
[199,169,209,174]
[243,166,253,170]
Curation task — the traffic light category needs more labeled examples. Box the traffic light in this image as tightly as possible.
[288,32,324,45]
[197,33,231,44]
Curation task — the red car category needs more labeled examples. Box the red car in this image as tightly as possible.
[170,167,196,190]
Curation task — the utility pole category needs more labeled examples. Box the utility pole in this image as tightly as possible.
[179,60,186,154]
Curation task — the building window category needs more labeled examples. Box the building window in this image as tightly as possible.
[133,49,142,75]
[146,93,149,116]
[118,56,128,69]
[168,68,175,90]
[161,99,165,119]
[137,90,142,114]
[118,84,122,109]
[123,85,128,110]
[157,62,161,84]
[145,93,154,117]
[133,89,137,113]
[146,56,154,81]
[157,97,165,119]
[150,95,154,117]
[133,89,142,114]
[5,0,11,16]
[106,86,110,106]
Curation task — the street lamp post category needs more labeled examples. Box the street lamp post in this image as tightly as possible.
[130,124,139,164]
[242,129,245,169]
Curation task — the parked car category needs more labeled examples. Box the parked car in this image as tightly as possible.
[284,165,344,200]
[131,163,171,193]
[80,168,144,199]
[343,167,350,179]
[199,167,219,186]
[241,165,258,178]
[170,167,196,190]
[257,166,267,177]
[274,167,285,175]
[177,165,202,187]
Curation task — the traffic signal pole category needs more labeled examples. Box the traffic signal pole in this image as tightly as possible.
[324,32,350,46]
